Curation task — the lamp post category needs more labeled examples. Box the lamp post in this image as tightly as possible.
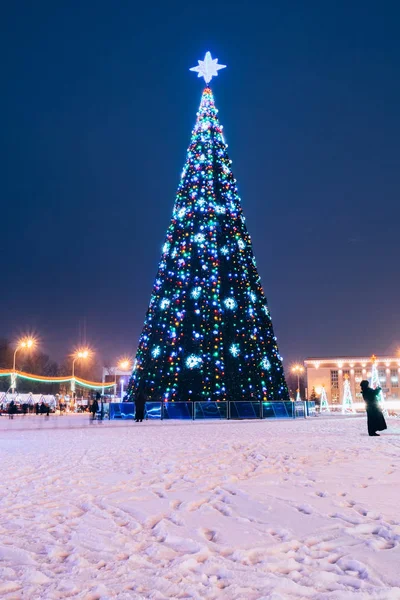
[12,337,36,393]
[114,358,131,400]
[120,378,125,400]
[291,364,304,401]
[71,348,90,400]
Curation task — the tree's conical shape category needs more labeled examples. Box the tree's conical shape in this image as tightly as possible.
[341,378,355,414]
[319,386,330,412]
[127,87,289,403]
[370,361,386,410]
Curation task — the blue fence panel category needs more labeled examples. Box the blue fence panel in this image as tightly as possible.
[306,401,316,416]
[109,403,122,419]
[109,402,135,419]
[230,401,261,419]
[272,401,287,418]
[120,403,136,418]
[108,400,307,421]
[294,401,305,418]
[283,402,295,418]
[163,402,192,419]
[262,402,275,419]
[145,402,162,420]
[194,401,228,419]
[271,401,292,418]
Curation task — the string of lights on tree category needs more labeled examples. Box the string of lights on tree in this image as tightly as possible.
[370,356,386,411]
[319,386,330,413]
[126,53,289,403]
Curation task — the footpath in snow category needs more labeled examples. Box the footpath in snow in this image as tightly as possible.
[1,415,400,599]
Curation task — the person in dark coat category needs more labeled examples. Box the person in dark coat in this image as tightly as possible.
[91,398,99,420]
[22,403,28,416]
[8,401,16,419]
[96,392,104,422]
[360,380,387,436]
[35,402,40,415]
[134,389,146,422]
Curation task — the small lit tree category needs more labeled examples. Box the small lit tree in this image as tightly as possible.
[342,375,355,414]
[319,386,330,413]
[370,355,386,413]
[309,386,318,404]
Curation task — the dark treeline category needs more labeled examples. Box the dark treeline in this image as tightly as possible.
[0,339,101,394]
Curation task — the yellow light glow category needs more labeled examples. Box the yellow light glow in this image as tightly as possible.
[74,347,91,360]
[291,364,304,374]
[18,337,37,350]
[118,358,132,371]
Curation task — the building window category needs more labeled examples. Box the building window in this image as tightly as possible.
[354,368,362,383]
[378,369,386,386]
[331,370,338,389]
[343,369,350,380]
[390,369,399,388]
[331,391,339,404]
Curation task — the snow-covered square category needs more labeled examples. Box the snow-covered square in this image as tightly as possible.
[1,415,400,599]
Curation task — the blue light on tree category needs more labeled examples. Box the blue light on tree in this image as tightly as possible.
[230,344,240,357]
[224,298,237,310]
[191,287,202,300]
[160,298,170,310]
[152,346,161,359]
[186,355,203,369]
[261,357,271,370]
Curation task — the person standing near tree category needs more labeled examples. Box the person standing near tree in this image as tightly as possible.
[8,401,16,419]
[95,392,104,422]
[360,380,387,437]
[91,397,99,421]
[134,388,146,423]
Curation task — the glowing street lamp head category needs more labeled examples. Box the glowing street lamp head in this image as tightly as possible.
[291,364,304,374]
[74,347,91,360]
[18,337,37,350]
[118,358,132,371]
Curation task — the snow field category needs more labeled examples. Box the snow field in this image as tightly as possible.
[1,416,400,599]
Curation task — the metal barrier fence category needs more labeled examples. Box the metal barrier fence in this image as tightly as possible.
[108,401,316,420]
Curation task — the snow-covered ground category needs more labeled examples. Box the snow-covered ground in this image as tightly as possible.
[1,415,400,599]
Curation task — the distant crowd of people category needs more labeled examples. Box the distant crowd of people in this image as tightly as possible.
[5,400,51,419]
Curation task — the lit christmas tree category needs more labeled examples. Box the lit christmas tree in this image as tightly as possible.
[126,53,289,403]
[319,386,330,413]
[370,355,386,412]
[341,375,355,414]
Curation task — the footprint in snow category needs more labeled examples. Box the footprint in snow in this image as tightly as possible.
[201,528,217,542]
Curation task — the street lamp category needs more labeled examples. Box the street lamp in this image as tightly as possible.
[12,337,36,393]
[118,359,131,371]
[113,358,132,399]
[71,348,91,398]
[291,364,304,400]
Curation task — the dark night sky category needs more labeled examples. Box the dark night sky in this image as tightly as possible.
[1,1,399,367]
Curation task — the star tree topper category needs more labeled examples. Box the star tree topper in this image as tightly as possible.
[190,51,226,84]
